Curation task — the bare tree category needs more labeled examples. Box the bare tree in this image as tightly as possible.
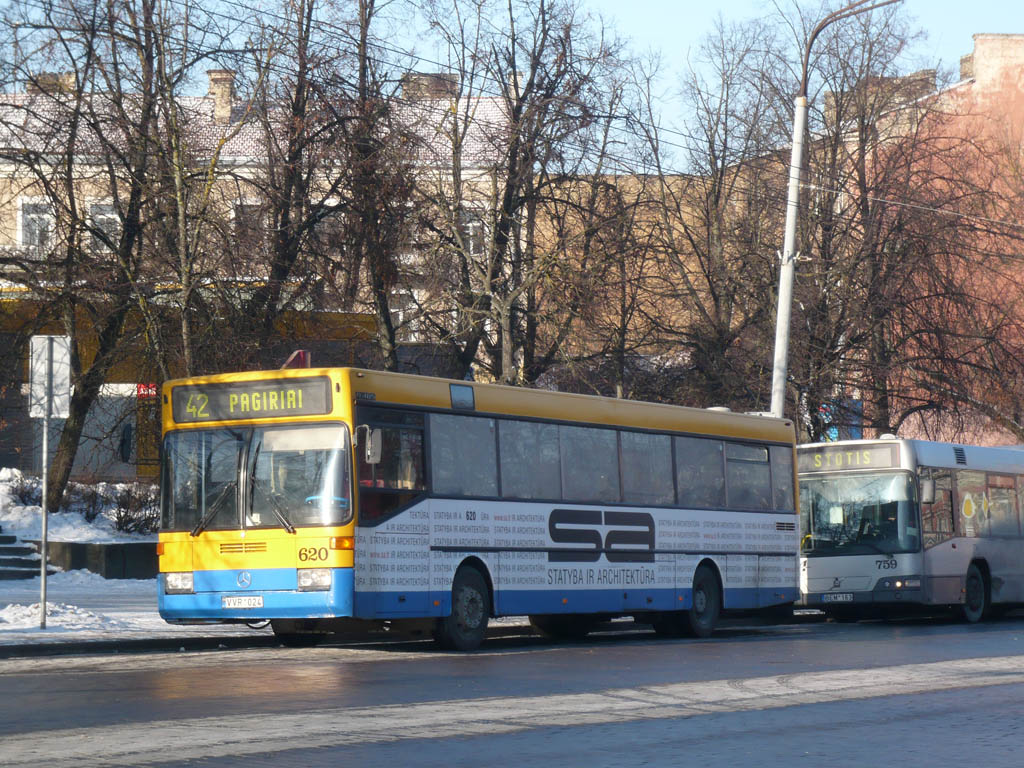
[412,0,634,385]
[633,17,787,409]
[0,0,162,511]
[783,5,1000,440]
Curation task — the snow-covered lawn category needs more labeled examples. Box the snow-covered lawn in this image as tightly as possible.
[0,467,156,544]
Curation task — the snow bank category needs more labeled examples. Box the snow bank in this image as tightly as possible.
[0,468,156,544]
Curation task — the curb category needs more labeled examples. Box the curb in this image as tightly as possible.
[0,634,280,659]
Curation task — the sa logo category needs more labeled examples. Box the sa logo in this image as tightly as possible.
[548,509,655,563]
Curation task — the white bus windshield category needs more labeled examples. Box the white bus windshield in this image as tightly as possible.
[800,472,920,556]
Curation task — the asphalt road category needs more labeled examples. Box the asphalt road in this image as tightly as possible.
[3,614,1024,767]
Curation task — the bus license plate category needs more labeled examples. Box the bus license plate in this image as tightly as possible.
[223,595,263,609]
[822,593,854,603]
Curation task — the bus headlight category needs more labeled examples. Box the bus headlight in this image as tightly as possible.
[895,577,921,589]
[297,568,332,591]
[165,572,194,594]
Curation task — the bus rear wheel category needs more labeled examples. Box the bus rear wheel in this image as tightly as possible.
[435,566,490,651]
[961,563,989,623]
[529,614,596,640]
[686,565,721,638]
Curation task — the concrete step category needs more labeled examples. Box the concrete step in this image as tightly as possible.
[0,545,37,557]
[0,556,41,568]
[0,567,56,580]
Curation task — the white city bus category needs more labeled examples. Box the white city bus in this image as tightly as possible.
[798,437,1024,621]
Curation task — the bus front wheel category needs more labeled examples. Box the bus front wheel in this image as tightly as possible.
[961,563,989,623]
[435,567,490,651]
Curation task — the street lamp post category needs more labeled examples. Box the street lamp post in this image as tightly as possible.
[768,0,903,419]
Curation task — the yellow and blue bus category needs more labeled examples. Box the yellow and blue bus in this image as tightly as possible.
[158,367,799,650]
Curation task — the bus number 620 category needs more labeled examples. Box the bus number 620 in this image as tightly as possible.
[299,547,328,562]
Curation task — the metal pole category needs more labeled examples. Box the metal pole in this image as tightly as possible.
[40,336,52,629]
[767,0,902,420]
[769,96,808,419]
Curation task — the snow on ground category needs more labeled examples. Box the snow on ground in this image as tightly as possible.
[0,601,129,631]
[0,570,268,645]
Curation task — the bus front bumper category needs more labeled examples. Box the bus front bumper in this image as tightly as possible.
[801,585,924,608]
[158,567,354,621]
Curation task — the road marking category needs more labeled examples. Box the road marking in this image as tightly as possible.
[3,654,1024,765]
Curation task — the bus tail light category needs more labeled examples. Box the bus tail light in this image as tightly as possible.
[156,542,164,556]
[330,537,354,550]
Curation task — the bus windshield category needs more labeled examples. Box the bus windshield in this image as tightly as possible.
[162,424,351,532]
[800,471,920,556]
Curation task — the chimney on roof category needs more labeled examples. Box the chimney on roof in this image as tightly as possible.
[902,69,936,101]
[207,70,235,125]
[960,54,975,81]
[400,72,458,100]
[26,72,75,95]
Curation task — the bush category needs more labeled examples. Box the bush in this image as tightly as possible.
[112,484,160,534]
[79,487,106,523]
[11,474,41,506]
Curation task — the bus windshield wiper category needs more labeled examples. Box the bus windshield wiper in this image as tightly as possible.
[250,476,296,534]
[190,483,236,537]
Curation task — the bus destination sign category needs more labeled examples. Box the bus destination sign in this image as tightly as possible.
[171,377,332,424]
[798,444,898,473]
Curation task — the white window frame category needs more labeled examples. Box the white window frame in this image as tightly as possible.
[88,199,120,254]
[18,196,56,256]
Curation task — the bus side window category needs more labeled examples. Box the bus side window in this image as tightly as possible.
[955,470,987,538]
[921,471,954,549]
[358,427,425,491]
[355,409,426,526]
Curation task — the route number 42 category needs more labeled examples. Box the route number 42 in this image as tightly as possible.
[186,393,210,419]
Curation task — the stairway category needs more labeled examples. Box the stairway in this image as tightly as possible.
[0,524,56,580]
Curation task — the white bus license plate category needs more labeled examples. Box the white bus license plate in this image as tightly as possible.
[822,593,854,603]
[223,595,263,609]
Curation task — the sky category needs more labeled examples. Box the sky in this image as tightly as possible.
[583,0,1024,75]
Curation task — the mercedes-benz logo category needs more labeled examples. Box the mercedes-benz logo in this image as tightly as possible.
[237,571,252,588]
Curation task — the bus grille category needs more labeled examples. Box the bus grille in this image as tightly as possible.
[219,542,268,554]
[775,522,796,532]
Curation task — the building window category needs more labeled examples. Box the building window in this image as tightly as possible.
[20,201,55,253]
[234,201,266,252]
[89,202,120,253]
[458,212,486,258]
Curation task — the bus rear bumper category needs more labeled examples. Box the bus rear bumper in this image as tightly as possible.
[158,567,354,621]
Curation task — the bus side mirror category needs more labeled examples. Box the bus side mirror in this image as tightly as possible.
[920,477,935,505]
[355,425,382,465]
